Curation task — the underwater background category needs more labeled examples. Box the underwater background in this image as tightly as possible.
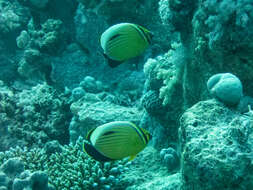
[0,0,253,189]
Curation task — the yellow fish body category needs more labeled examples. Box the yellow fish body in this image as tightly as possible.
[100,23,152,68]
[83,121,151,162]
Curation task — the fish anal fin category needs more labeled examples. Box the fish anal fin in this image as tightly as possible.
[129,155,137,161]
[103,53,123,68]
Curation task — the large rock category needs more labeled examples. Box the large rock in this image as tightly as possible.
[69,93,142,143]
[118,146,182,190]
[179,99,253,190]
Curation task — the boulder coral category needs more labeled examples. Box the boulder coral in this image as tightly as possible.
[207,73,243,106]
[0,158,53,190]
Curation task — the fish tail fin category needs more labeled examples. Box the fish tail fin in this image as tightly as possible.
[83,141,114,162]
[102,53,123,68]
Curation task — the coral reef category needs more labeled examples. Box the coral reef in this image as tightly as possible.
[119,146,182,190]
[0,137,127,190]
[29,0,48,9]
[79,76,105,94]
[129,172,182,190]
[0,1,30,36]
[179,99,253,190]
[158,0,198,42]
[141,90,164,116]
[1,0,253,189]
[237,96,253,113]
[139,44,187,147]
[16,18,67,83]
[192,0,253,95]
[158,0,253,105]
[194,0,253,54]
[143,43,185,108]
[160,147,179,171]
[0,158,53,190]
[0,82,71,150]
[29,19,66,55]
[0,0,30,83]
[0,81,21,151]
[13,83,71,146]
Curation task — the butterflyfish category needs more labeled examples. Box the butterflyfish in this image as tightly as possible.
[100,23,153,68]
[83,121,152,162]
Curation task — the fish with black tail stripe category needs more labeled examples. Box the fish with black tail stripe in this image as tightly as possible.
[100,23,153,68]
[83,121,152,162]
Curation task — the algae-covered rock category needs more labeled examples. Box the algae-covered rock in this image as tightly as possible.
[141,90,164,116]
[16,30,30,49]
[0,0,30,36]
[179,99,253,190]
[69,93,142,143]
[0,82,71,150]
[29,0,48,9]
[128,173,182,190]
[0,158,24,179]
[119,146,181,190]
[0,158,53,190]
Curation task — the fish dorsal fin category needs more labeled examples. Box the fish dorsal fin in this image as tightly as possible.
[86,128,96,142]
[103,53,123,68]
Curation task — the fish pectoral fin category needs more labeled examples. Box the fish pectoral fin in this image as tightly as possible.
[103,53,123,68]
[128,155,137,161]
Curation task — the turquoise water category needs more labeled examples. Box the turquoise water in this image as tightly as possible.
[0,0,253,189]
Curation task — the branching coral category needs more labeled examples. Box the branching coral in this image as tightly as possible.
[0,137,127,190]
[144,43,186,106]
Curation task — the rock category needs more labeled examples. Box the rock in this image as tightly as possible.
[0,158,24,179]
[16,30,30,49]
[0,172,10,188]
[69,93,142,143]
[44,140,62,156]
[237,96,253,113]
[29,0,48,9]
[160,147,179,171]
[141,90,164,115]
[179,99,253,190]
[131,173,182,190]
[71,87,85,101]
